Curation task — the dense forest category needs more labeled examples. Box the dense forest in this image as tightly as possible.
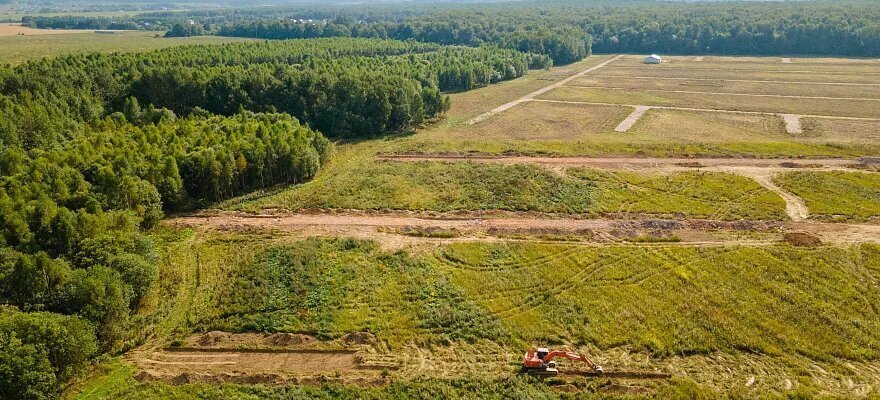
[0,38,531,399]
[23,1,880,62]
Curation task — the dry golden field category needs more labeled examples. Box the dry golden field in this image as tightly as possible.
[570,76,880,99]
[537,86,880,118]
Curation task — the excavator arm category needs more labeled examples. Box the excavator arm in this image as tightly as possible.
[543,351,603,372]
[522,348,603,375]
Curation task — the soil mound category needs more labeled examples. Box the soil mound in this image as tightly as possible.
[783,232,822,247]
[343,332,378,346]
[265,333,316,347]
[198,331,231,346]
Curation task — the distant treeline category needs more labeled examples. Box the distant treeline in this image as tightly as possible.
[206,2,880,59]
[21,15,145,30]
[0,37,531,399]
[24,1,880,63]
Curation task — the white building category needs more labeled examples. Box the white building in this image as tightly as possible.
[644,54,663,64]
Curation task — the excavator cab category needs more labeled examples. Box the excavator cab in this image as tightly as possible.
[536,347,550,360]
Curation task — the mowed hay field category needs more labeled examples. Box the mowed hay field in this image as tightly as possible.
[0,31,255,64]
[392,54,880,158]
[454,101,629,141]
[537,86,880,118]
[570,76,880,99]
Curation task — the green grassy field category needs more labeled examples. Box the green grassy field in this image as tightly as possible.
[74,231,880,398]
[229,159,787,220]
[0,31,254,64]
[774,171,880,221]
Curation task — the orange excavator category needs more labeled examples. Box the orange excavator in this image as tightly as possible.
[522,347,603,376]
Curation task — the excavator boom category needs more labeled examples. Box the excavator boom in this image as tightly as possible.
[522,347,602,376]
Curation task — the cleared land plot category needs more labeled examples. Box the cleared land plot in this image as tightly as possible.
[801,118,880,146]
[612,56,880,74]
[0,22,93,36]
[596,66,880,84]
[458,101,630,140]
[539,87,880,118]
[628,109,786,142]
[571,76,880,99]
[235,161,786,220]
[0,31,255,64]
[119,231,880,397]
[774,171,880,222]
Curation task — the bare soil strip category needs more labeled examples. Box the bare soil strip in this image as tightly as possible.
[377,155,864,171]
[614,105,651,132]
[467,55,623,125]
[167,211,880,245]
[781,114,803,134]
[587,75,880,86]
[561,85,880,101]
[530,99,880,122]
[738,170,810,221]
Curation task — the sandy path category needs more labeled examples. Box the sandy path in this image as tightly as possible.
[614,105,651,132]
[781,114,803,134]
[737,170,810,221]
[530,99,880,121]
[167,211,880,245]
[562,85,880,101]
[586,75,880,86]
[467,55,623,125]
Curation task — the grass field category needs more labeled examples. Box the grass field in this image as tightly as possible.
[0,32,254,64]
[230,159,786,220]
[774,171,880,221]
[570,76,880,99]
[74,231,880,398]
[538,87,880,118]
[49,52,880,398]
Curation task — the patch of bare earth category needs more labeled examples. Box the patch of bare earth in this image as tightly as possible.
[130,332,396,385]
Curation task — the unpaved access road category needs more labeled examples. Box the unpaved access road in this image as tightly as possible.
[167,211,880,246]
[377,155,869,172]
[468,55,623,125]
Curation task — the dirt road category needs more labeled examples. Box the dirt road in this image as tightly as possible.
[377,155,867,172]
[167,211,880,247]
[467,55,623,125]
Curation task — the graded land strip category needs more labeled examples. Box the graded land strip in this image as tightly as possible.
[167,211,880,247]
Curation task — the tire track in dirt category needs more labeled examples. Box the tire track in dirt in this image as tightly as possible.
[467,54,623,125]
